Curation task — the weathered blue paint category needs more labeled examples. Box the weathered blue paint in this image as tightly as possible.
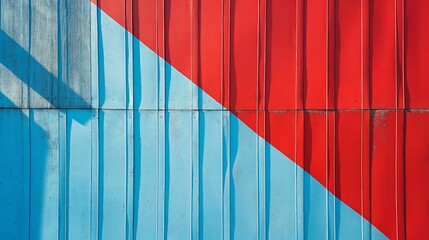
[0,2,389,239]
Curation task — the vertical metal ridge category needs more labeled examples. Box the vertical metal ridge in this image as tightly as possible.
[91,0,99,111]
[27,0,32,109]
[58,0,64,109]
[326,131,331,240]
[95,0,102,110]
[296,0,304,111]
[156,0,166,238]
[191,110,200,240]
[191,0,200,238]
[394,110,405,240]
[361,0,370,110]
[223,111,231,240]
[395,0,405,110]
[22,109,31,240]
[59,110,67,240]
[396,0,407,109]
[123,3,129,239]
[120,110,127,239]
[222,0,231,110]
[360,1,370,239]
[395,1,406,238]
[326,0,336,237]
[97,110,103,240]
[21,110,31,239]
[92,3,105,239]
[295,0,305,239]
[90,110,99,240]
[125,0,134,111]
[28,109,33,239]
[333,111,337,240]
[327,0,334,110]
[257,0,267,238]
[126,110,134,240]
[221,0,231,239]
[326,0,333,239]
[220,1,225,239]
[362,0,371,220]
[125,1,135,239]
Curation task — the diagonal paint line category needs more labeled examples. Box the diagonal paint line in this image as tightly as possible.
[91,2,389,238]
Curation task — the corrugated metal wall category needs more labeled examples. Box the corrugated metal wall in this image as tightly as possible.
[1,0,429,239]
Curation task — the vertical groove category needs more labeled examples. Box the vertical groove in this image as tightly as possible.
[157,0,166,238]
[395,0,406,238]
[362,1,371,239]
[22,109,31,240]
[360,0,367,239]
[59,0,67,232]
[191,0,200,238]
[90,2,100,239]
[295,0,304,239]
[91,110,99,240]
[126,0,134,111]
[57,0,64,221]
[127,0,135,239]
[58,111,67,240]
[126,110,134,240]
[91,0,99,110]
[220,0,225,237]
[256,7,260,239]
[28,109,33,239]
[325,0,331,238]
[327,0,337,238]
[98,110,103,240]
[96,3,103,237]
[257,0,267,238]
[221,0,231,239]
[124,2,132,240]
[28,0,32,109]
[256,0,260,238]
[333,111,337,240]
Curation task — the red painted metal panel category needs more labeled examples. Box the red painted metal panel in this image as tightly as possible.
[369,0,396,109]
[371,111,400,240]
[405,111,429,239]
[304,0,329,110]
[199,0,222,105]
[334,0,363,109]
[165,0,192,80]
[406,1,429,108]
[230,0,258,111]
[304,112,328,186]
[132,0,157,56]
[335,111,365,212]
[266,0,298,110]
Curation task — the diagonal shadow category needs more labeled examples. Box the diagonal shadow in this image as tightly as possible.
[0,29,91,122]
[0,18,91,239]
[0,90,48,239]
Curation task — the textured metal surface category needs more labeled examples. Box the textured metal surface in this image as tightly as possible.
[1,0,428,239]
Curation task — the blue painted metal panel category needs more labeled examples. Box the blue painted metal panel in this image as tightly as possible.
[99,110,128,239]
[266,140,297,239]
[0,109,30,239]
[134,110,158,239]
[66,110,93,239]
[98,14,127,109]
[165,111,192,239]
[30,110,60,240]
[230,114,258,239]
[199,111,223,239]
